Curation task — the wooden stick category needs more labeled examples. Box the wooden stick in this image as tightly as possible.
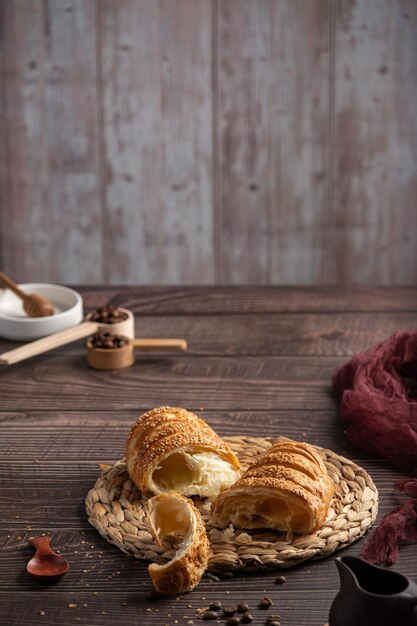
[130,338,187,351]
[0,271,55,316]
[0,321,98,365]
[0,270,28,300]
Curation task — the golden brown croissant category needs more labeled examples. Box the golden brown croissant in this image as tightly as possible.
[126,406,240,498]
[210,438,334,534]
[146,492,209,594]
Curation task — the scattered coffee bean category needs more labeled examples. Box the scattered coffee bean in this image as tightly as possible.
[202,610,218,620]
[88,306,128,324]
[237,603,249,613]
[267,622,281,626]
[217,571,234,580]
[89,331,129,350]
[208,601,222,611]
[259,597,273,609]
[274,575,286,585]
[223,605,238,616]
[226,618,241,626]
[265,615,282,624]
[241,612,253,624]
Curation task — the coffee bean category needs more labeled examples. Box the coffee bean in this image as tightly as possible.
[274,575,286,585]
[237,603,249,613]
[208,601,222,611]
[89,331,129,350]
[88,306,128,324]
[258,597,273,609]
[202,610,218,620]
[226,618,241,626]
[223,606,238,616]
[240,613,253,624]
[265,615,281,623]
[266,622,280,626]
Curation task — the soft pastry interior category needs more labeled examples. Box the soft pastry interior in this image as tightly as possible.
[148,494,190,547]
[126,406,240,499]
[210,439,334,534]
[146,493,209,594]
[211,487,314,533]
[152,451,239,499]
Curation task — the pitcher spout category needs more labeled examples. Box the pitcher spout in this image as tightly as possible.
[335,556,361,592]
[330,556,417,626]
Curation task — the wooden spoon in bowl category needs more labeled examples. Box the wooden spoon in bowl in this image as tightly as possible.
[27,536,69,579]
[0,271,55,317]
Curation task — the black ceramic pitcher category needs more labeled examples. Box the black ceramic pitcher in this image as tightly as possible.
[329,556,417,626]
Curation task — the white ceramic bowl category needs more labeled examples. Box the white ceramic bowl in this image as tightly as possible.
[0,283,83,341]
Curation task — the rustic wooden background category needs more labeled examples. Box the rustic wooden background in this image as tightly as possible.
[1,0,416,286]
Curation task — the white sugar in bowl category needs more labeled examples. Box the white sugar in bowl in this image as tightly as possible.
[0,283,83,341]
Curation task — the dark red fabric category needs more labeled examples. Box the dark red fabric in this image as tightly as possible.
[359,481,417,565]
[333,331,417,472]
[394,477,417,498]
[333,331,417,564]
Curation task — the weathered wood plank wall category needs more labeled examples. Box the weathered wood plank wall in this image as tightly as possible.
[215,0,331,283]
[0,0,416,285]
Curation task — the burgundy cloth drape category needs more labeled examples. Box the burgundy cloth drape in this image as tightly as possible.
[332,331,417,564]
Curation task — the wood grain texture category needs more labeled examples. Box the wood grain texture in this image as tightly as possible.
[118,311,417,357]
[331,0,417,284]
[214,0,331,283]
[1,2,417,285]
[0,287,416,626]
[0,0,102,283]
[0,353,340,411]
[0,0,46,276]
[43,0,102,283]
[99,0,214,284]
[70,285,417,314]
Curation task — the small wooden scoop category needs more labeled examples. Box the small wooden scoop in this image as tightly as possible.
[0,308,134,365]
[27,536,69,579]
[87,337,187,370]
[0,271,55,317]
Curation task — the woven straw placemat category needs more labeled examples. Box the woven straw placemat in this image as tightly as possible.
[86,436,378,573]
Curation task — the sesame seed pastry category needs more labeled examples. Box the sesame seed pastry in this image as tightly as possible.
[210,438,334,534]
[126,406,240,499]
[146,492,210,594]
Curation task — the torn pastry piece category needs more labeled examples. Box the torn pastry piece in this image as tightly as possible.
[126,407,240,498]
[146,492,210,594]
[210,438,334,534]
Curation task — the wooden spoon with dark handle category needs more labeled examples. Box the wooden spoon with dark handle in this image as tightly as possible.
[0,271,55,317]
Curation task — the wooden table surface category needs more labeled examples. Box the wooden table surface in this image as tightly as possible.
[1,286,417,626]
